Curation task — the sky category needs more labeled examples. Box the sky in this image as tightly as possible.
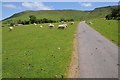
[1,2,119,20]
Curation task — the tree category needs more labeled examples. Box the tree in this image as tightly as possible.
[17,19,22,24]
[60,18,66,22]
[42,18,49,23]
[69,19,74,21]
[105,8,120,20]
[29,15,37,24]
[106,14,112,20]
[111,9,119,19]
[10,22,15,26]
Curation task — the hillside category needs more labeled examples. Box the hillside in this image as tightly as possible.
[7,10,87,20]
[2,10,88,24]
[2,5,118,24]
[85,6,118,19]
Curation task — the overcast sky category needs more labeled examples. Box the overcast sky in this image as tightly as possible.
[1,2,118,20]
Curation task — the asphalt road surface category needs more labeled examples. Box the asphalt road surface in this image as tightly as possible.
[77,21,118,78]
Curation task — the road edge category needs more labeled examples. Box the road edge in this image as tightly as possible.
[66,33,80,78]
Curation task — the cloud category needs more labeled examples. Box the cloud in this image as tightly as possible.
[2,4,20,9]
[81,3,92,7]
[22,2,53,10]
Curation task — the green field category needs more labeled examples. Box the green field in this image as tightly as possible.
[2,22,78,78]
[86,18,119,46]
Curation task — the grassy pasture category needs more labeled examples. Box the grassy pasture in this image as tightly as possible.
[2,22,78,78]
[86,18,119,46]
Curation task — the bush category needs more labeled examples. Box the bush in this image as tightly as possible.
[10,22,15,26]
[106,14,113,20]
[29,15,37,24]
[106,8,120,20]
[9,16,58,26]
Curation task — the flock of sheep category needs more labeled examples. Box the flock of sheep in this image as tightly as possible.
[8,21,75,31]
[37,21,74,29]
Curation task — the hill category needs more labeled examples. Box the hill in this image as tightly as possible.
[2,5,118,24]
[6,10,87,20]
[85,6,118,19]
[2,10,88,24]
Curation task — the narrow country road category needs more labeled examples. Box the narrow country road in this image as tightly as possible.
[77,21,118,78]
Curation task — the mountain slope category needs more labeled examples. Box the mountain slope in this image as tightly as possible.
[85,6,118,19]
[2,5,118,24]
[3,10,88,24]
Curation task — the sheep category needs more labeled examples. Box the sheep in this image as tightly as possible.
[70,22,74,25]
[64,24,67,27]
[89,22,93,24]
[58,24,65,29]
[14,24,23,26]
[61,21,64,24]
[49,23,54,28]
[34,23,37,25]
[57,47,61,50]
[9,27,13,31]
[40,26,43,28]
[58,24,67,29]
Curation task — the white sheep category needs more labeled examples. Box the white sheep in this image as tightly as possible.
[34,23,37,25]
[40,26,43,28]
[49,23,54,28]
[14,24,23,26]
[61,21,64,23]
[57,47,61,50]
[64,24,67,27]
[89,22,93,24]
[58,24,67,29]
[9,27,13,31]
[70,22,74,25]
[83,21,86,23]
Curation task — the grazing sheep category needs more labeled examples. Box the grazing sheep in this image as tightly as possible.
[64,24,67,27]
[14,24,23,26]
[34,23,37,25]
[89,22,93,24]
[9,27,13,31]
[57,47,61,50]
[70,22,74,25]
[49,23,54,28]
[61,21,64,23]
[40,26,43,28]
[58,24,67,29]
[83,20,85,22]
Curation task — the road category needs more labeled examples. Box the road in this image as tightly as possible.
[77,21,118,78]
